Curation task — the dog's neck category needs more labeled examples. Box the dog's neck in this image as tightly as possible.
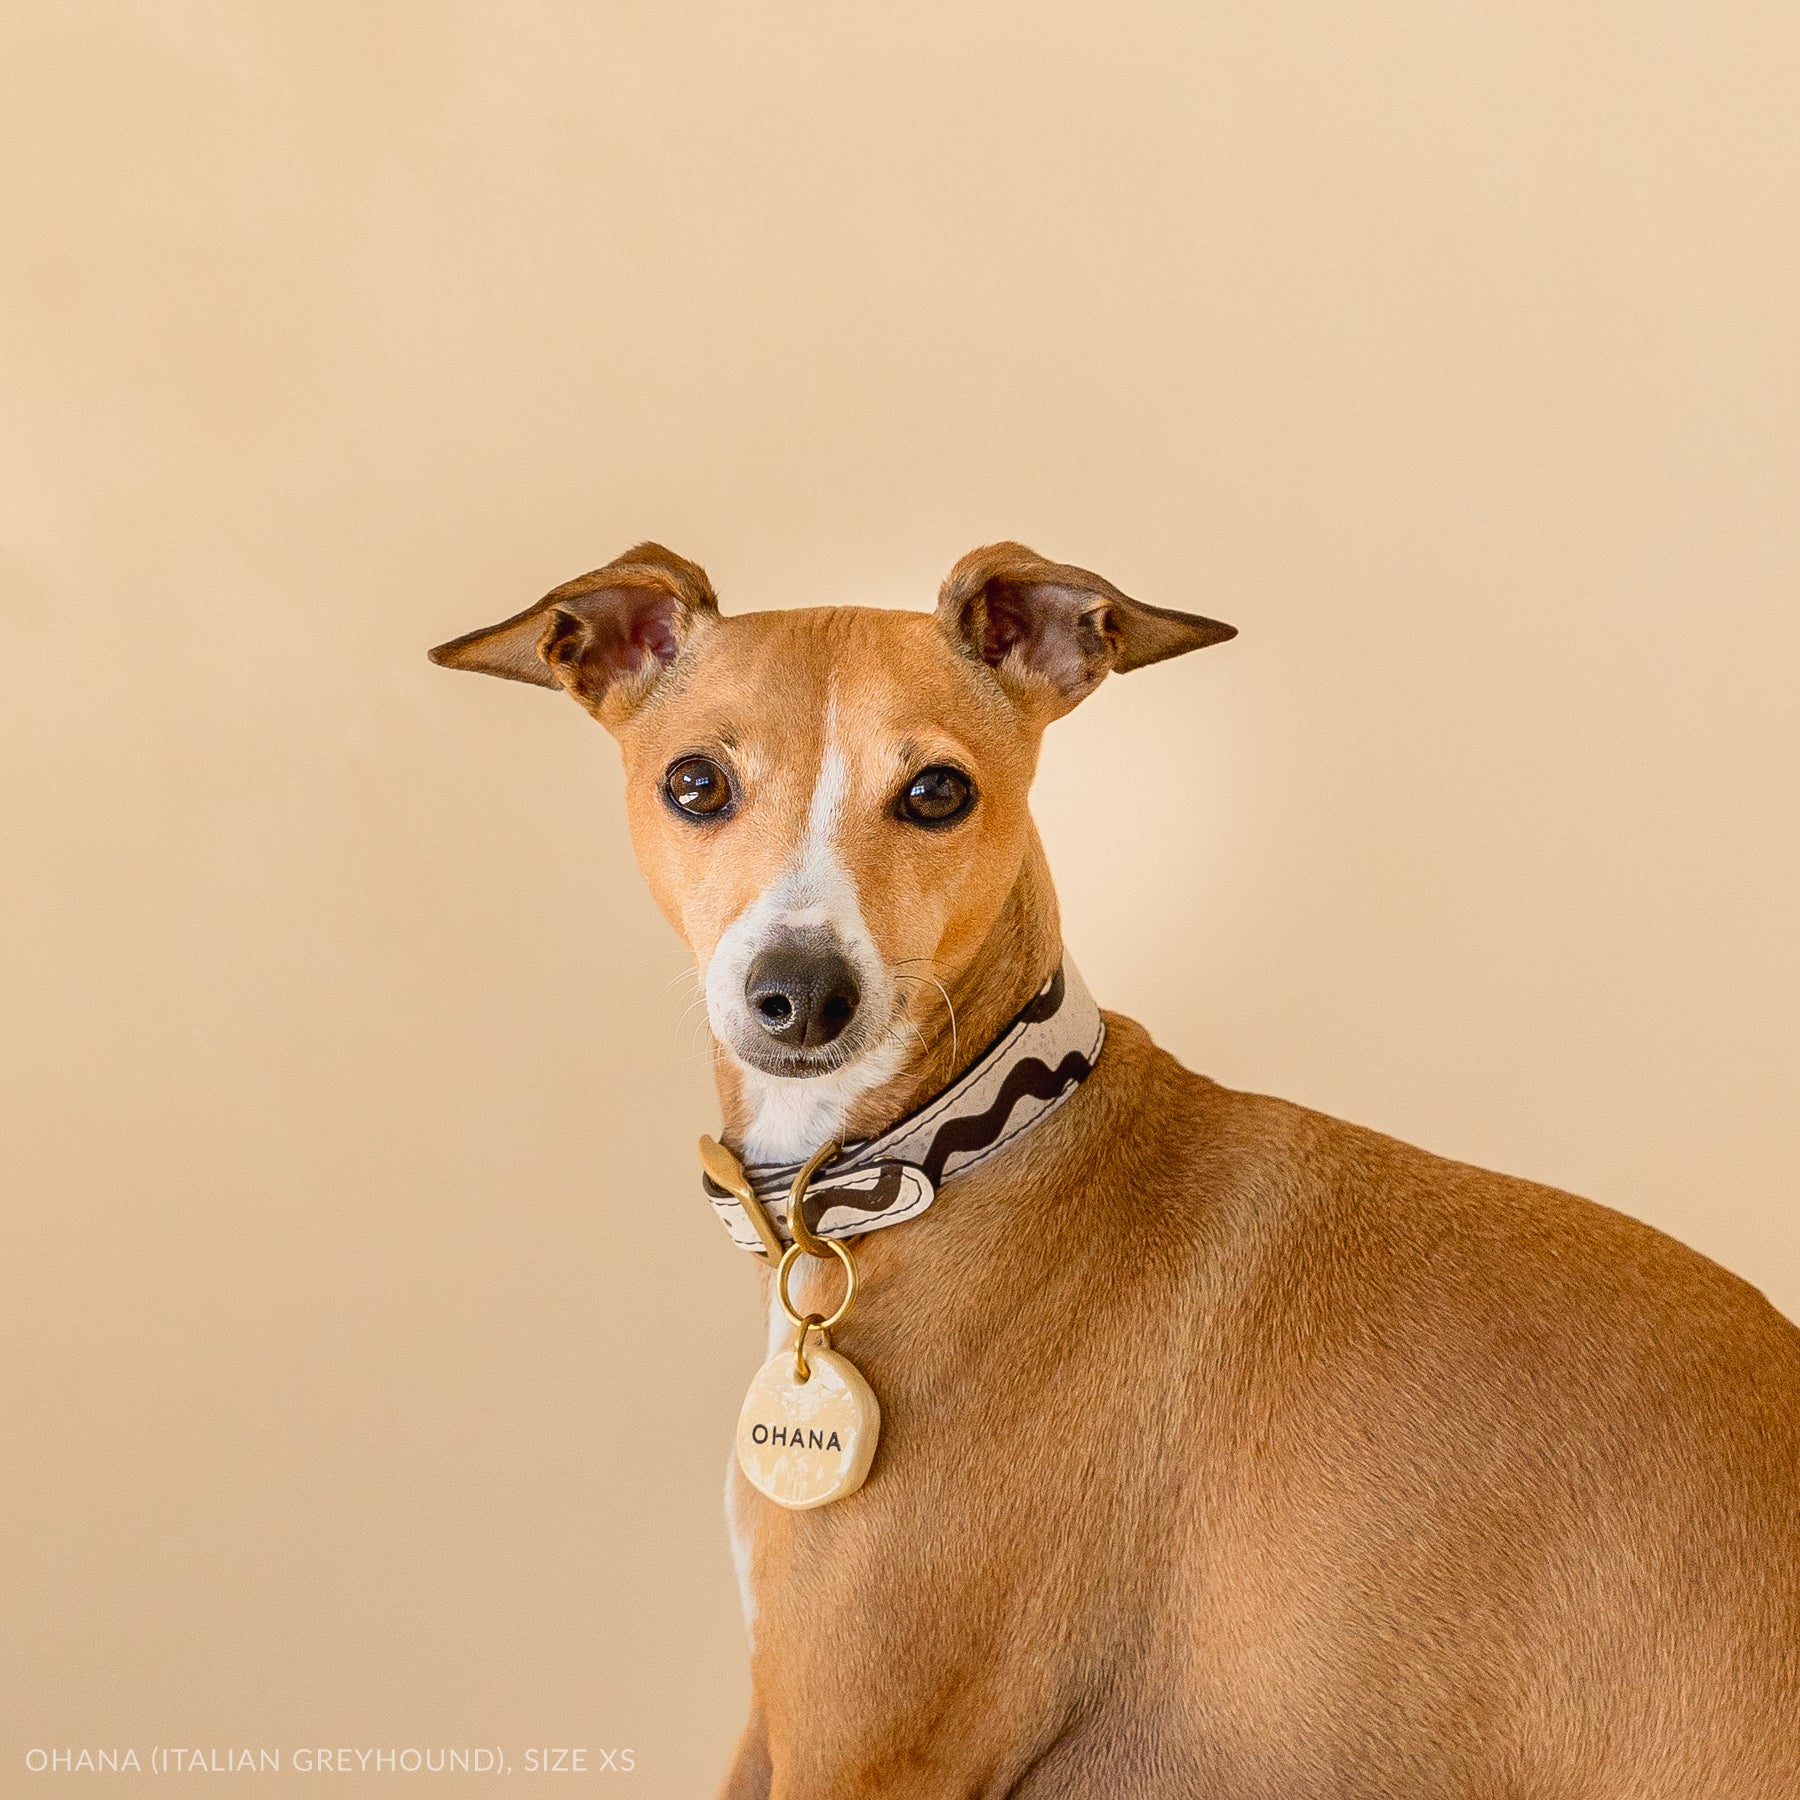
[712,834,1064,1165]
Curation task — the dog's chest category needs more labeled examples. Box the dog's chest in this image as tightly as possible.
[733,1233,1211,1710]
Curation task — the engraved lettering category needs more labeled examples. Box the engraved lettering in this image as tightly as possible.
[749,1422,851,1455]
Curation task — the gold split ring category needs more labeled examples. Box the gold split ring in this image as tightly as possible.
[791,1311,831,1382]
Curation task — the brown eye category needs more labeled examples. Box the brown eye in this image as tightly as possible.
[665,755,734,819]
[897,765,974,827]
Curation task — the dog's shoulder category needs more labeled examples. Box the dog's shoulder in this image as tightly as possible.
[1089,1009,1798,1362]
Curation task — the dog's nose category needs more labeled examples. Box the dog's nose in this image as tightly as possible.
[745,945,861,1050]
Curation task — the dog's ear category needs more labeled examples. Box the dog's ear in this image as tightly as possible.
[936,542,1234,720]
[429,543,717,721]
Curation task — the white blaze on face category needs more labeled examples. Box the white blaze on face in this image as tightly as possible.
[702,696,900,1164]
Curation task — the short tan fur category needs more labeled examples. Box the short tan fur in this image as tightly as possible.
[433,543,1800,1798]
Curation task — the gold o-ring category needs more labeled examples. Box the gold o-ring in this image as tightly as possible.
[776,1236,857,1334]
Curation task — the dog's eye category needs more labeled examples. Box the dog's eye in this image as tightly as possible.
[665,755,734,819]
[897,765,974,828]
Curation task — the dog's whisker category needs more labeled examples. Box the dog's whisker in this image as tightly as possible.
[890,967,958,1078]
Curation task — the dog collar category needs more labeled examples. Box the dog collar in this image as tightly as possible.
[700,959,1104,1254]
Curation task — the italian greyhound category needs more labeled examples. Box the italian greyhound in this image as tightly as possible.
[432,542,1800,1798]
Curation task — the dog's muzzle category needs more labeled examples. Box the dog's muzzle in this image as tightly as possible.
[744,940,861,1052]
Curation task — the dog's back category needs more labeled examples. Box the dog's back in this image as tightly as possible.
[992,1016,1800,1795]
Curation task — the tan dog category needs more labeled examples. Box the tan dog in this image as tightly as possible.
[433,544,1800,1798]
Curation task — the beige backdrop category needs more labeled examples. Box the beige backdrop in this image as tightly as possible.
[4,3,1797,1794]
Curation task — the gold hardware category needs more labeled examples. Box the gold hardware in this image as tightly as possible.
[776,1235,857,1335]
[776,1141,860,1371]
[697,1134,786,1262]
[783,1137,840,1258]
[729,1136,883,1510]
[791,1311,830,1382]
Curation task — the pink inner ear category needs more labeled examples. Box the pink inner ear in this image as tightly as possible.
[981,592,1032,663]
[979,580,1105,698]
[591,592,680,682]
[549,586,686,695]
[630,606,680,666]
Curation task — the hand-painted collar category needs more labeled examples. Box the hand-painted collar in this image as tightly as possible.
[701,959,1104,1254]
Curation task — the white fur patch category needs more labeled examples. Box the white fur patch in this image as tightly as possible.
[723,1282,842,1654]
[702,697,901,1163]
[723,1452,756,1649]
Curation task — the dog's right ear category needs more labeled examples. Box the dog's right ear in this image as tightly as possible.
[428,543,717,722]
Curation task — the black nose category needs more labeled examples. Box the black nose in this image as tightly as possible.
[745,945,861,1049]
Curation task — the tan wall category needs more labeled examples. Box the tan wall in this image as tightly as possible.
[4,4,1796,1793]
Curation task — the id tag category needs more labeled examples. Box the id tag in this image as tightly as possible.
[735,1346,880,1510]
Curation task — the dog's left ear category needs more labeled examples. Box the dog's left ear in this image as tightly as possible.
[936,542,1234,720]
[429,542,717,723]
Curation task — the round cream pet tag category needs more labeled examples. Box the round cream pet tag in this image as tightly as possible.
[735,1342,880,1510]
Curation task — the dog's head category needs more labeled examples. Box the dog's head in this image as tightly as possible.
[431,542,1232,1157]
